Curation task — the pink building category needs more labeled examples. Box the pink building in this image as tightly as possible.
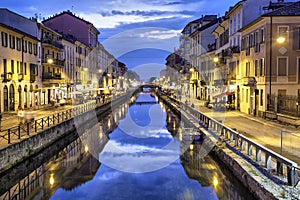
[43,10,100,48]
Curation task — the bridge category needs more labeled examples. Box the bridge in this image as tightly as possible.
[133,101,159,105]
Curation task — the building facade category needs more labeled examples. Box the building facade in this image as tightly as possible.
[0,9,40,112]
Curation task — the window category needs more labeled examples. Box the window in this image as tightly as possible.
[246,89,248,103]
[28,42,32,54]
[9,35,15,49]
[278,26,288,41]
[23,40,27,53]
[245,62,250,77]
[278,57,287,76]
[1,32,8,47]
[260,58,265,76]
[33,43,37,55]
[259,28,265,43]
[11,60,14,73]
[293,27,300,50]
[17,61,19,73]
[16,37,21,51]
[260,89,263,106]
[255,60,259,76]
[24,63,27,75]
[3,59,7,73]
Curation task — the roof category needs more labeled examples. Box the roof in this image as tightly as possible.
[262,1,300,16]
[43,10,100,34]
[190,18,219,37]
[181,15,218,33]
[225,0,246,16]
[239,1,300,32]
[0,22,39,40]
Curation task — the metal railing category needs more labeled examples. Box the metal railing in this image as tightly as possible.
[158,92,299,186]
[0,101,97,145]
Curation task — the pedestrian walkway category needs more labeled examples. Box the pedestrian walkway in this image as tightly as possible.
[180,97,300,164]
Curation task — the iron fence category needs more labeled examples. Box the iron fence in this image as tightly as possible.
[269,94,299,117]
[0,100,96,145]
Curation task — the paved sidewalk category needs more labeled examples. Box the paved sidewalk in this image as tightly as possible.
[180,97,300,164]
[0,104,72,131]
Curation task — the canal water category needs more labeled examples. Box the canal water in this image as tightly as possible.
[0,92,255,200]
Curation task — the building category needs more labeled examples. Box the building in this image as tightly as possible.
[239,1,300,117]
[61,34,76,98]
[43,10,99,48]
[39,23,65,105]
[0,9,40,112]
[189,15,219,100]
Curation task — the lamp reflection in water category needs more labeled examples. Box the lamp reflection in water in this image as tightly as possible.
[213,176,219,187]
[49,174,55,186]
[85,145,89,153]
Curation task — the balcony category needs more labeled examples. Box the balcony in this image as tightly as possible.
[42,36,64,50]
[227,74,236,81]
[242,76,256,86]
[18,73,24,81]
[42,72,61,80]
[2,72,12,82]
[207,43,216,52]
[222,46,240,58]
[30,74,36,83]
[231,45,240,56]
[42,58,65,67]
[214,79,227,86]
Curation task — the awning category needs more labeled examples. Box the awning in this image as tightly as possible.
[213,91,234,99]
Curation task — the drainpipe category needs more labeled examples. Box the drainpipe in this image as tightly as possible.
[268,16,273,111]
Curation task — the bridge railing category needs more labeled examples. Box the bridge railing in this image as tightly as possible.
[158,92,299,186]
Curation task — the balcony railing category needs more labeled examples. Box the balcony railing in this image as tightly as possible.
[30,74,36,83]
[42,36,64,49]
[2,72,12,82]
[242,76,256,86]
[214,79,227,86]
[42,72,61,80]
[42,58,65,67]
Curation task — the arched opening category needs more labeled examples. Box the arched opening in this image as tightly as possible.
[9,84,15,111]
[4,86,8,112]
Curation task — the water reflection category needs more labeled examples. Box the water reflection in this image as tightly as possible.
[0,92,254,200]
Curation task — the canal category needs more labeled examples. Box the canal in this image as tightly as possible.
[0,92,255,200]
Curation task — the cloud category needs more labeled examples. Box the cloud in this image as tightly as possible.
[78,11,190,29]
[137,30,181,39]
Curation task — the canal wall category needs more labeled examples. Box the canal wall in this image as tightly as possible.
[157,93,286,200]
[0,90,136,174]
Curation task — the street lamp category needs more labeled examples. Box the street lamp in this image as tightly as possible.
[47,58,53,64]
[213,56,219,63]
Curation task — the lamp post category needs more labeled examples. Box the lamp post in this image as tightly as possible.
[268,17,286,111]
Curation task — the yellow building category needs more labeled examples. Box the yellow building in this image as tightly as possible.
[0,9,39,112]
